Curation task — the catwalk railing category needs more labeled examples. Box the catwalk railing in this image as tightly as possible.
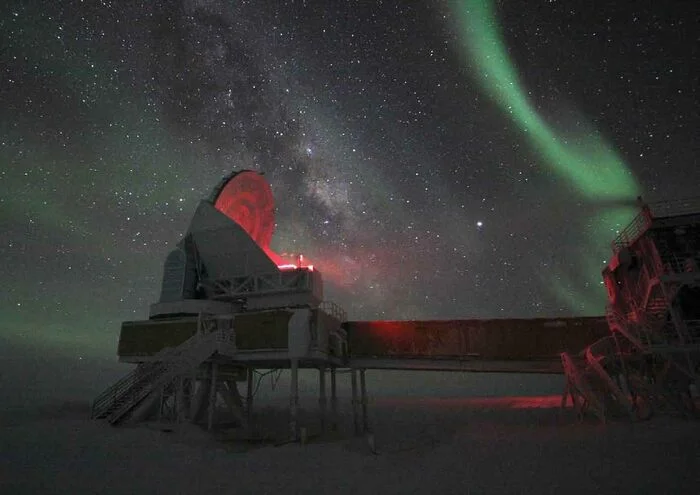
[319,300,347,322]
[648,197,700,218]
[610,196,700,254]
[611,208,653,253]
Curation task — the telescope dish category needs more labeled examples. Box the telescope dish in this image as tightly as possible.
[212,170,275,250]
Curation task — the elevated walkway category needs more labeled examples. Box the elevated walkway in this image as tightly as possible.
[102,314,612,436]
[348,357,562,373]
[344,316,609,374]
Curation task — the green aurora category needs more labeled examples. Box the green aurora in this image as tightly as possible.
[452,0,642,312]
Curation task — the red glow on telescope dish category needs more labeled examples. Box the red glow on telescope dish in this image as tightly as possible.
[213,170,275,250]
[212,171,318,273]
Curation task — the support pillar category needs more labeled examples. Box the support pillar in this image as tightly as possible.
[176,377,190,424]
[246,367,254,426]
[157,386,165,422]
[351,368,360,435]
[319,365,327,433]
[290,359,299,441]
[207,362,219,431]
[360,368,369,433]
[330,367,338,431]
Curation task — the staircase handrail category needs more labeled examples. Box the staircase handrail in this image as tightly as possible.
[92,312,237,421]
[586,335,617,363]
[90,360,168,419]
[105,331,224,424]
[632,253,666,314]
[560,351,606,422]
[90,330,209,419]
[632,262,652,309]
[605,304,645,351]
[584,339,636,419]
[91,368,140,419]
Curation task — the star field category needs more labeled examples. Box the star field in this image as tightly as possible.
[1,0,698,359]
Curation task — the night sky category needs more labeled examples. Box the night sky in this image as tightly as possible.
[2,0,699,362]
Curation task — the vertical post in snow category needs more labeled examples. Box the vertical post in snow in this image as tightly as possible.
[207,362,219,431]
[176,377,185,423]
[351,368,359,435]
[290,358,299,441]
[319,365,327,433]
[330,367,338,431]
[246,367,254,427]
[157,386,165,422]
[360,368,369,433]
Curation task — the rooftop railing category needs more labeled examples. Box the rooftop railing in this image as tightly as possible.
[319,300,347,323]
[647,197,700,218]
[610,196,700,254]
[611,207,652,253]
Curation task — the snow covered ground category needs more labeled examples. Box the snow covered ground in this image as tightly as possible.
[2,375,700,495]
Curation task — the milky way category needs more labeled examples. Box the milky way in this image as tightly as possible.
[1,0,698,359]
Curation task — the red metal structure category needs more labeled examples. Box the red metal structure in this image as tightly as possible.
[562,198,700,422]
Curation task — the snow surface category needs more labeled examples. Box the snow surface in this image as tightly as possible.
[2,385,700,495]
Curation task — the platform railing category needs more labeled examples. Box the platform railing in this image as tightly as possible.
[684,320,700,344]
[319,300,347,322]
[658,252,700,275]
[202,269,315,300]
[605,304,645,350]
[611,209,653,253]
[610,197,700,254]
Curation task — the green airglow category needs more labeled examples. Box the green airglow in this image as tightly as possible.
[1,9,205,359]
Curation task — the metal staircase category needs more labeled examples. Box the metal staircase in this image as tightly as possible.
[92,326,234,425]
[561,352,607,422]
[561,336,635,423]
[564,198,700,423]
